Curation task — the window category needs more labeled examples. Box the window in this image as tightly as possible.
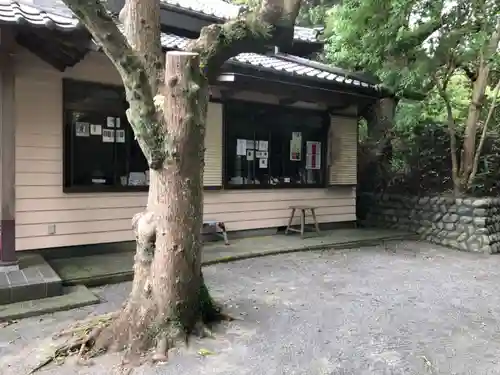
[63,79,149,192]
[224,100,327,189]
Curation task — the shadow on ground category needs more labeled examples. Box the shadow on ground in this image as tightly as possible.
[1,240,500,375]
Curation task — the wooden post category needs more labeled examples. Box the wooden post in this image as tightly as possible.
[0,27,17,271]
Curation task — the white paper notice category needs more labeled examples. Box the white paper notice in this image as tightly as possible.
[115,117,121,128]
[90,124,102,135]
[106,117,115,128]
[258,140,268,151]
[259,158,268,169]
[102,129,115,143]
[256,151,269,158]
[75,122,89,137]
[236,139,247,156]
[290,132,302,161]
[116,129,126,143]
[246,149,254,161]
[246,140,255,149]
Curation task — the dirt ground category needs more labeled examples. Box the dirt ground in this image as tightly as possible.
[2,240,500,375]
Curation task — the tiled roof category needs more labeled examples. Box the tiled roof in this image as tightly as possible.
[158,33,374,89]
[160,32,190,49]
[0,1,376,90]
[0,0,321,43]
[292,26,323,43]
[231,53,373,88]
[0,0,79,30]
[161,0,241,20]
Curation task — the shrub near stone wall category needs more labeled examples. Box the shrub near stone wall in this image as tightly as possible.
[360,193,500,254]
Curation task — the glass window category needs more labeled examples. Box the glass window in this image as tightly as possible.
[224,101,327,188]
[63,79,149,192]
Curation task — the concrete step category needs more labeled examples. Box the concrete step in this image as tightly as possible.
[0,254,62,305]
[0,285,99,321]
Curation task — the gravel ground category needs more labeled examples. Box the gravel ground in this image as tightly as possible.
[2,240,500,375]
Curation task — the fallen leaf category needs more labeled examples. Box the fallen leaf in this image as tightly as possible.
[197,348,215,357]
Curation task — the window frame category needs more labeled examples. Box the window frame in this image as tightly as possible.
[222,99,329,190]
[62,78,149,193]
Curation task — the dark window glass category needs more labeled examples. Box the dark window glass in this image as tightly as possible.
[63,79,149,192]
[224,101,327,188]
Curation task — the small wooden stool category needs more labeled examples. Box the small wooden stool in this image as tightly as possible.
[203,220,230,245]
[285,205,321,238]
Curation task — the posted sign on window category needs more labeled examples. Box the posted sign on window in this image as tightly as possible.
[306,141,321,170]
[290,132,302,161]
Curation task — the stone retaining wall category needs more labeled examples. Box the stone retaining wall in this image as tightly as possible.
[359,193,500,254]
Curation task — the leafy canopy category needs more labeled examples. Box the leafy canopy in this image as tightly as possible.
[324,0,500,97]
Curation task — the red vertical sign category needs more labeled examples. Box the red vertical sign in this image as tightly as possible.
[311,143,317,169]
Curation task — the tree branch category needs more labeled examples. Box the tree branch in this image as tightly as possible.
[391,18,443,54]
[187,0,302,78]
[120,0,164,93]
[61,0,165,169]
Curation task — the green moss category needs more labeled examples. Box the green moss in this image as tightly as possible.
[199,279,223,324]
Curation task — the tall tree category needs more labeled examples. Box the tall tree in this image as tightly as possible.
[59,0,303,362]
[325,0,500,195]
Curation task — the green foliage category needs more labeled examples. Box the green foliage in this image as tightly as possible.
[394,74,472,134]
[323,0,500,97]
[295,0,340,28]
[325,0,500,195]
[364,121,500,197]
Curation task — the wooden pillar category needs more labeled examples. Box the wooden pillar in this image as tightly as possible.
[0,27,17,271]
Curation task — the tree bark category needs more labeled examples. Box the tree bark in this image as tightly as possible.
[363,97,398,153]
[59,0,303,363]
[119,0,163,92]
[94,52,209,359]
[468,78,500,188]
[357,97,397,193]
[456,16,500,193]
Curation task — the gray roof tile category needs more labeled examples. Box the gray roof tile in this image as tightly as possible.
[158,34,375,89]
[0,0,321,42]
[0,1,376,90]
[293,26,323,42]
[230,52,371,88]
[0,0,79,30]
[161,0,241,20]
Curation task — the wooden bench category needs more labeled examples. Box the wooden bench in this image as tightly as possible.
[285,205,321,238]
[203,221,230,245]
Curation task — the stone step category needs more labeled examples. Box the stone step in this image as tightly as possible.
[0,254,62,305]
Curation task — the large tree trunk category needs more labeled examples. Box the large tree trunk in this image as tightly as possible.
[55,0,302,366]
[94,51,214,359]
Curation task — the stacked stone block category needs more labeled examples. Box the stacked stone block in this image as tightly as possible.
[360,193,500,254]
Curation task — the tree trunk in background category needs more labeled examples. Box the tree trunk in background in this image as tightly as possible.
[455,17,500,194]
[364,97,397,161]
[357,97,398,194]
[457,68,490,194]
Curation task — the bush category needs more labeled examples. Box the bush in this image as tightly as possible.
[358,121,500,197]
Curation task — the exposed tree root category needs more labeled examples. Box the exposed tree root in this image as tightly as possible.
[30,284,233,374]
